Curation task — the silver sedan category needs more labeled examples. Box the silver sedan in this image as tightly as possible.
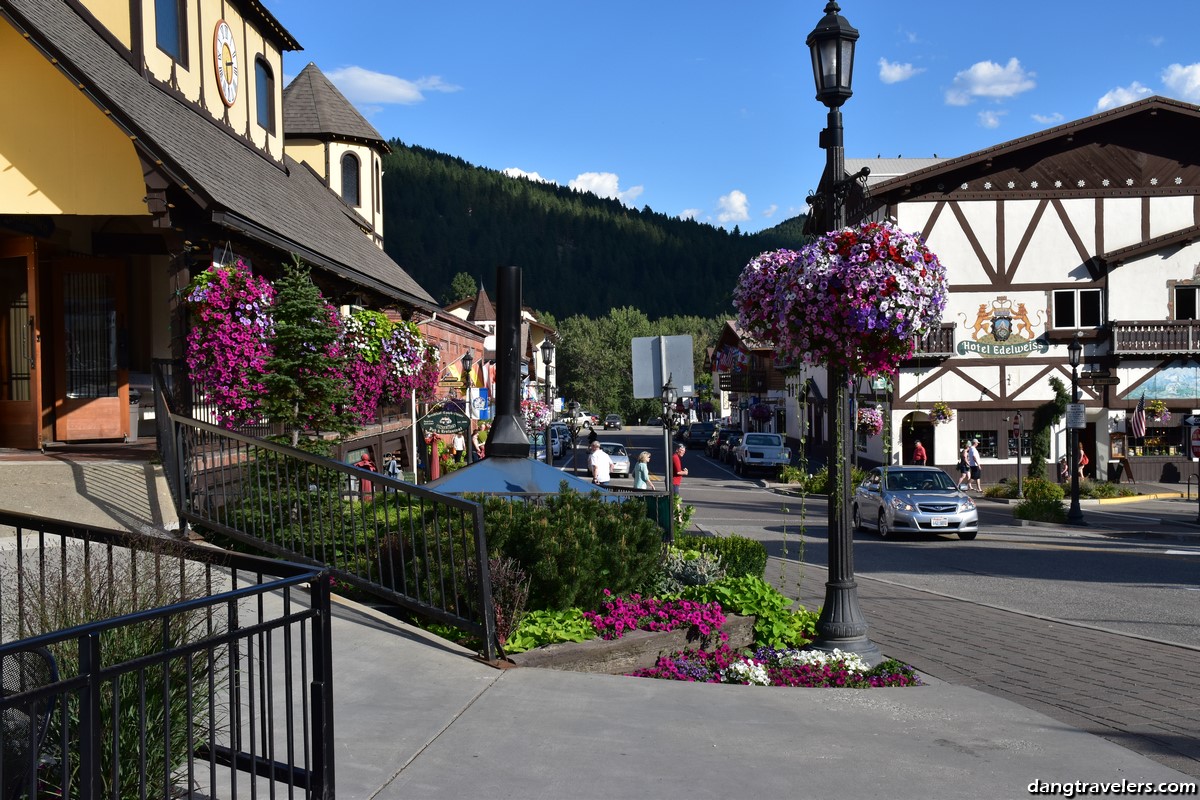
[851,466,978,540]
[597,442,630,477]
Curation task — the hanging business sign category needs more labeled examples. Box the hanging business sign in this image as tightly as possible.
[420,410,470,435]
[955,298,1050,357]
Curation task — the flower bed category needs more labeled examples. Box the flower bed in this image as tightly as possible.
[630,646,921,688]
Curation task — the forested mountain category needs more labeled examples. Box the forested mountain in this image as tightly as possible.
[380,141,808,319]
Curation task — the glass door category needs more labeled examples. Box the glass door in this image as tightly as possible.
[0,238,40,449]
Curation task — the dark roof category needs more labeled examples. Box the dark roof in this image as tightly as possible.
[469,286,496,323]
[1099,224,1200,268]
[3,0,433,308]
[284,63,388,149]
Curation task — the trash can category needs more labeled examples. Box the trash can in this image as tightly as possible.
[643,493,671,533]
[128,389,142,442]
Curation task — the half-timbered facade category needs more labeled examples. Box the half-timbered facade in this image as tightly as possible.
[865,96,1200,484]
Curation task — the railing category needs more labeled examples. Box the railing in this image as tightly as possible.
[0,510,334,799]
[908,323,956,358]
[154,366,497,661]
[1111,320,1200,354]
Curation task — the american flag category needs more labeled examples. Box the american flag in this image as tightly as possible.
[1130,393,1147,439]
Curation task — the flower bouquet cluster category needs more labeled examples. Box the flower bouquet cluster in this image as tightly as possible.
[584,591,727,642]
[629,645,922,688]
[749,403,773,422]
[734,221,948,379]
[1146,399,1170,422]
[520,399,553,431]
[184,261,275,427]
[931,401,955,426]
[856,406,884,437]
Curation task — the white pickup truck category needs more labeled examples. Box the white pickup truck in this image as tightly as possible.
[733,432,791,477]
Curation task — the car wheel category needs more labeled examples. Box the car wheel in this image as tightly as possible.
[878,512,891,539]
[852,505,863,533]
[958,530,978,541]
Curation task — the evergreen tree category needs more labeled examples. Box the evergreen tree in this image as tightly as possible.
[446,271,478,304]
[261,256,352,448]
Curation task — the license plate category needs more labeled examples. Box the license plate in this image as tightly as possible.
[931,516,948,527]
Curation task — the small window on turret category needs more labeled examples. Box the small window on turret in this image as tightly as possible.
[255,58,275,133]
[341,153,361,206]
[155,0,187,65]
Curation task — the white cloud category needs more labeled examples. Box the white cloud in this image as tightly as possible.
[1095,81,1153,111]
[503,168,554,184]
[325,66,461,105]
[568,172,644,205]
[762,204,778,219]
[878,58,924,84]
[1163,63,1200,103]
[945,58,1035,106]
[1032,112,1064,125]
[978,109,1006,129]
[717,190,750,224]
[680,208,702,221]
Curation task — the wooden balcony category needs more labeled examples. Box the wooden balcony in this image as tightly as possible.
[1111,321,1200,355]
[907,323,956,360]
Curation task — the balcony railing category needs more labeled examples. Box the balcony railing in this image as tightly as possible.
[1111,321,1200,354]
[908,323,956,359]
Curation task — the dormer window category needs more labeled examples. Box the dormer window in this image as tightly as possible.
[155,0,187,64]
[341,152,361,206]
[255,57,275,133]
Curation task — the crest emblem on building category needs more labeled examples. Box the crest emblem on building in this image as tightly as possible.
[956,297,1048,357]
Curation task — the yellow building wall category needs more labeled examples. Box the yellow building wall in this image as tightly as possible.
[287,140,328,178]
[78,0,132,47]
[0,22,147,215]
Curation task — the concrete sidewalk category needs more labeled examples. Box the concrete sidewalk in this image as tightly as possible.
[1,450,1196,798]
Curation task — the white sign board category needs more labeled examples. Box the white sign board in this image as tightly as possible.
[1066,403,1086,430]
[631,335,695,399]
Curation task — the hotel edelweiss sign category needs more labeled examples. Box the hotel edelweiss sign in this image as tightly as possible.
[956,297,1049,357]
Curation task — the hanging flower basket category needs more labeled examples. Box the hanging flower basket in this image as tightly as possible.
[521,399,553,431]
[1146,399,1169,422]
[734,221,948,379]
[856,406,884,437]
[930,402,955,426]
[749,403,773,422]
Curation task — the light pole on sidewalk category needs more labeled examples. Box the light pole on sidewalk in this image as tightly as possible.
[1067,332,1086,525]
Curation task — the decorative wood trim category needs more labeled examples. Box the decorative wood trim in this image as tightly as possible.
[948,201,996,281]
[1050,198,1093,266]
[921,200,946,241]
[996,201,1006,283]
[1095,197,1104,256]
[1006,198,1048,285]
[1142,195,1151,243]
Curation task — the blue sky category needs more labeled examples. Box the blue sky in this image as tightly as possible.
[275,1,1200,234]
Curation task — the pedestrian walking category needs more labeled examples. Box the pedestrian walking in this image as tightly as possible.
[957,442,970,489]
[966,438,982,492]
[912,439,927,466]
[452,432,466,464]
[588,440,613,489]
[632,451,656,491]
[671,443,689,489]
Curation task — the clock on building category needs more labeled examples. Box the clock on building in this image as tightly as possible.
[213,20,239,107]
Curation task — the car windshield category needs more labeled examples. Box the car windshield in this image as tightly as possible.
[884,470,955,491]
[600,443,627,457]
[744,434,779,446]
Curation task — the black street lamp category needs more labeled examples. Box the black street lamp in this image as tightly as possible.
[806,1,880,665]
[1012,411,1024,499]
[462,350,475,462]
[1067,333,1086,524]
[540,338,555,465]
[662,375,677,544]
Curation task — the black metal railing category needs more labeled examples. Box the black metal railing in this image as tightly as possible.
[0,510,334,799]
[153,367,497,661]
[908,323,956,358]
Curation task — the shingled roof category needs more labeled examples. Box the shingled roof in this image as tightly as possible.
[284,62,388,149]
[2,0,433,308]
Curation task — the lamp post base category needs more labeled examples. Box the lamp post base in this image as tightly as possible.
[809,579,883,666]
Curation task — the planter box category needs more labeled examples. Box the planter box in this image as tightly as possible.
[507,614,755,675]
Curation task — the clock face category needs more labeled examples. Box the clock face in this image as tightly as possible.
[213,20,238,107]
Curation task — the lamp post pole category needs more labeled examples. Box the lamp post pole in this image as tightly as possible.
[1067,333,1085,524]
[541,339,555,466]
[462,350,474,463]
[806,1,880,665]
[1015,411,1023,499]
[662,376,677,545]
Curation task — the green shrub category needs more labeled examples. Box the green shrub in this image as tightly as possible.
[1022,477,1065,503]
[679,575,817,650]
[984,482,1018,498]
[798,465,869,495]
[649,545,726,597]
[503,608,596,654]
[778,465,805,485]
[481,487,662,611]
[675,533,767,579]
[1013,477,1066,522]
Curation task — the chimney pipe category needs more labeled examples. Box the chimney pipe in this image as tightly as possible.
[481,265,529,458]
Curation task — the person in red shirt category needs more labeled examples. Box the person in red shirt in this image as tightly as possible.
[911,440,927,466]
[671,443,689,488]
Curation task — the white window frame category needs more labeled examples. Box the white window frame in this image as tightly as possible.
[1052,288,1103,329]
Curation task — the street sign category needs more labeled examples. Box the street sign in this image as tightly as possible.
[1084,375,1120,386]
[1066,403,1086,430]
[1183,415,1200,427]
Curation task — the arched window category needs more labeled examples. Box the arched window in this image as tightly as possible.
[374,159,381,213]
[341,152,361,206]
[255,57,275,132]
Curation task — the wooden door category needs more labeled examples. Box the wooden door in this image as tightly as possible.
[53,259,128,441]
[0,238,41,449]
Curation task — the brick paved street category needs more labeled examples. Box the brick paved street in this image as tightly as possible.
[775,557,1200,779]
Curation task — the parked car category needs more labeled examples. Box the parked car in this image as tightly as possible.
[678,421,718,447]
[851,466,978,540]
[705,427,741,458]
[597,442,630,477]
[603,414,623,430]
[549,422,571,456]
[562,409,598,427]
[646,416,663,427]
[528,431,547,462]
[732,432,790,477]
[719,433,743,464]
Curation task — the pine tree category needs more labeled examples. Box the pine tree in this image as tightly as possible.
[261,256,352,448]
